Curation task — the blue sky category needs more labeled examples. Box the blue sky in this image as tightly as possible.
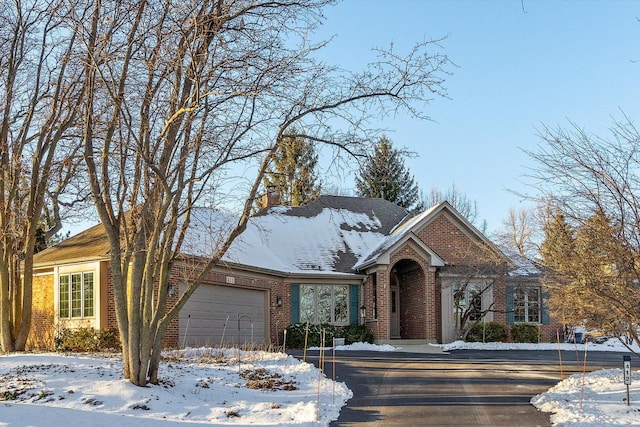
[313,0,640,233]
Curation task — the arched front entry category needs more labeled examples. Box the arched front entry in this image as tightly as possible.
[389,259,426,339]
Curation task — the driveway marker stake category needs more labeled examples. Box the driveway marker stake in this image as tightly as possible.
[556,329,564,380]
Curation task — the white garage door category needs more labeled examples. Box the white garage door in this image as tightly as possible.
[179,284,267,347]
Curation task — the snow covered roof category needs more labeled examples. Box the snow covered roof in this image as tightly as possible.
[183,195,409,275]
[36,196,538,279]
[500,247,543,277]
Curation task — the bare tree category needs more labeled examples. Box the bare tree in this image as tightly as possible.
[77,0,451,386]
[452,276,495,339]
[447,241,509,339]
[526,117,640,350]
[420,183,481,227]
[493,206,541,259]
[0,1,84,351]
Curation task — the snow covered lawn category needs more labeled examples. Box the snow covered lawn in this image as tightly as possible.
[2,340,640,426]
[532,369,640,426]
[0,348,351,426]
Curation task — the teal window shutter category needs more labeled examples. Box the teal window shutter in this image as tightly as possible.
[541,289,550,325]
[290,283,300,324]
[506,286,515,324]
[349,284,359,324]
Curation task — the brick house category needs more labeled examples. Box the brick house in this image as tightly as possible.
[29,195,559,349]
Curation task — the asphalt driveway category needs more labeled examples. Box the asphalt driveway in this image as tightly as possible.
[291,348,630,426]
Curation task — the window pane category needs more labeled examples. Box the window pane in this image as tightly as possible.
[528,288,540,323]
[83,272,94,317]
[453,287,466,321]
[469,289,482,321]
[300,285,315,323]
[514,289,526,323]
[334,286,348,323]
[317,286,332,324]
[59,275,69,318]
[71,273,82,317]
[455,285,482,321]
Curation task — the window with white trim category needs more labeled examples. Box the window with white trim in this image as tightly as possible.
[513,287,540,323]
[454,284,482,322]
[59,272,94,318]
[299,285,349,325]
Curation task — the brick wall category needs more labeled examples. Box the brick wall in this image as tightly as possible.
[271,281,290,345]
[398,266,426,338]
[362,274,379,339]
[28,272,55,350]
[416,214,490,265]
[374,265,389,339]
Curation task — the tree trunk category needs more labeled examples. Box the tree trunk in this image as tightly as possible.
[0,257,13,352]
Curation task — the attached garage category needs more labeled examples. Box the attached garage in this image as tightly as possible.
[179,283,268,347]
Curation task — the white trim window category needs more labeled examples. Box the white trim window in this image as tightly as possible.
[59,271,95,319]
[454,284,483,322]
[513,287,540,323]
[300,284,349,325]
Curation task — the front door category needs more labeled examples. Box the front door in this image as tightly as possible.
[390,286,400,338]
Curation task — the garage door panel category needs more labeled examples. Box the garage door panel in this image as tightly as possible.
[179,284,266,347]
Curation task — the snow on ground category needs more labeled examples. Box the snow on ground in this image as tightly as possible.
[440,338,640,426]
[0,348,351,427]
[308,342,396,352]
[438,338,640,353]
[532,369,640,427]
[2,340,640,426]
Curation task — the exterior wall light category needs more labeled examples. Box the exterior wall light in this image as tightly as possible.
[276,295,283,307]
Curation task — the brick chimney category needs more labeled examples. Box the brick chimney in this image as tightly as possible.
[261,186,281,208]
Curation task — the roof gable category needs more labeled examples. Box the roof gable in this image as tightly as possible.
[355,201,501,270]
[34,223,109,266]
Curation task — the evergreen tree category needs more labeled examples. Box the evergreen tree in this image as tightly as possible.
[542,209,640,337]
[539,211,577,328]
[262,132,321,207]
[355,136,419,209]
[539,212,575,272]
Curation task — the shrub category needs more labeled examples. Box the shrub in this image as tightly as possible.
[341,324,373,345]
[284,323,373,348]
[465,321,507,343]
[55,327,121,352]
[284,323,337,348]
[511,323,540,343]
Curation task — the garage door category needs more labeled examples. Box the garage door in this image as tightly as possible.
[179,284,267,347]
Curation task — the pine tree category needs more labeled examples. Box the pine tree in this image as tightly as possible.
[542,209,640,336]
[262,132,321,207]
[355,136,419,209]
[539,211,577,328]
[539,212,575,272]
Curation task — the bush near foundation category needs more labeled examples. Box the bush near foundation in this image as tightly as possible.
[465,321,507,343]
[510,323,540,343]
[55,327,121,352]
[284,323,373,348]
